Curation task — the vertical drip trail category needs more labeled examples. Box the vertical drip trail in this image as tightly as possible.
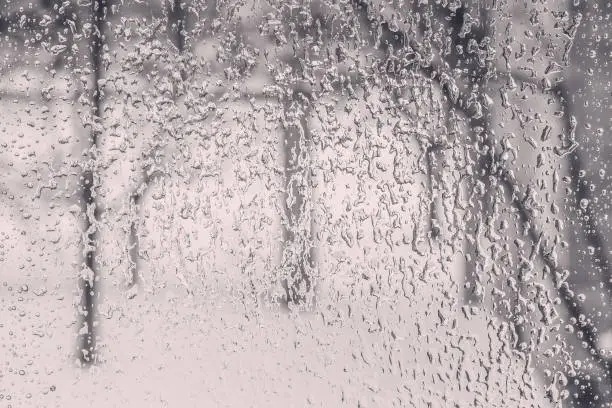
[127,0,186,289]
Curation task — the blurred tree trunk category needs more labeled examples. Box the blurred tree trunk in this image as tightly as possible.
[78,0,106,366]
[281,89,315,309]
[351,0,611,405]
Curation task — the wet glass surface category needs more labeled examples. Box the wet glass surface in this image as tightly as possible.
[0,0,610,406]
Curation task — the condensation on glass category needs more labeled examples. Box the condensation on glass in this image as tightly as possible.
[0,0,610,407]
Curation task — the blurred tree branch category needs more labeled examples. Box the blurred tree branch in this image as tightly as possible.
[350,0,611,403]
